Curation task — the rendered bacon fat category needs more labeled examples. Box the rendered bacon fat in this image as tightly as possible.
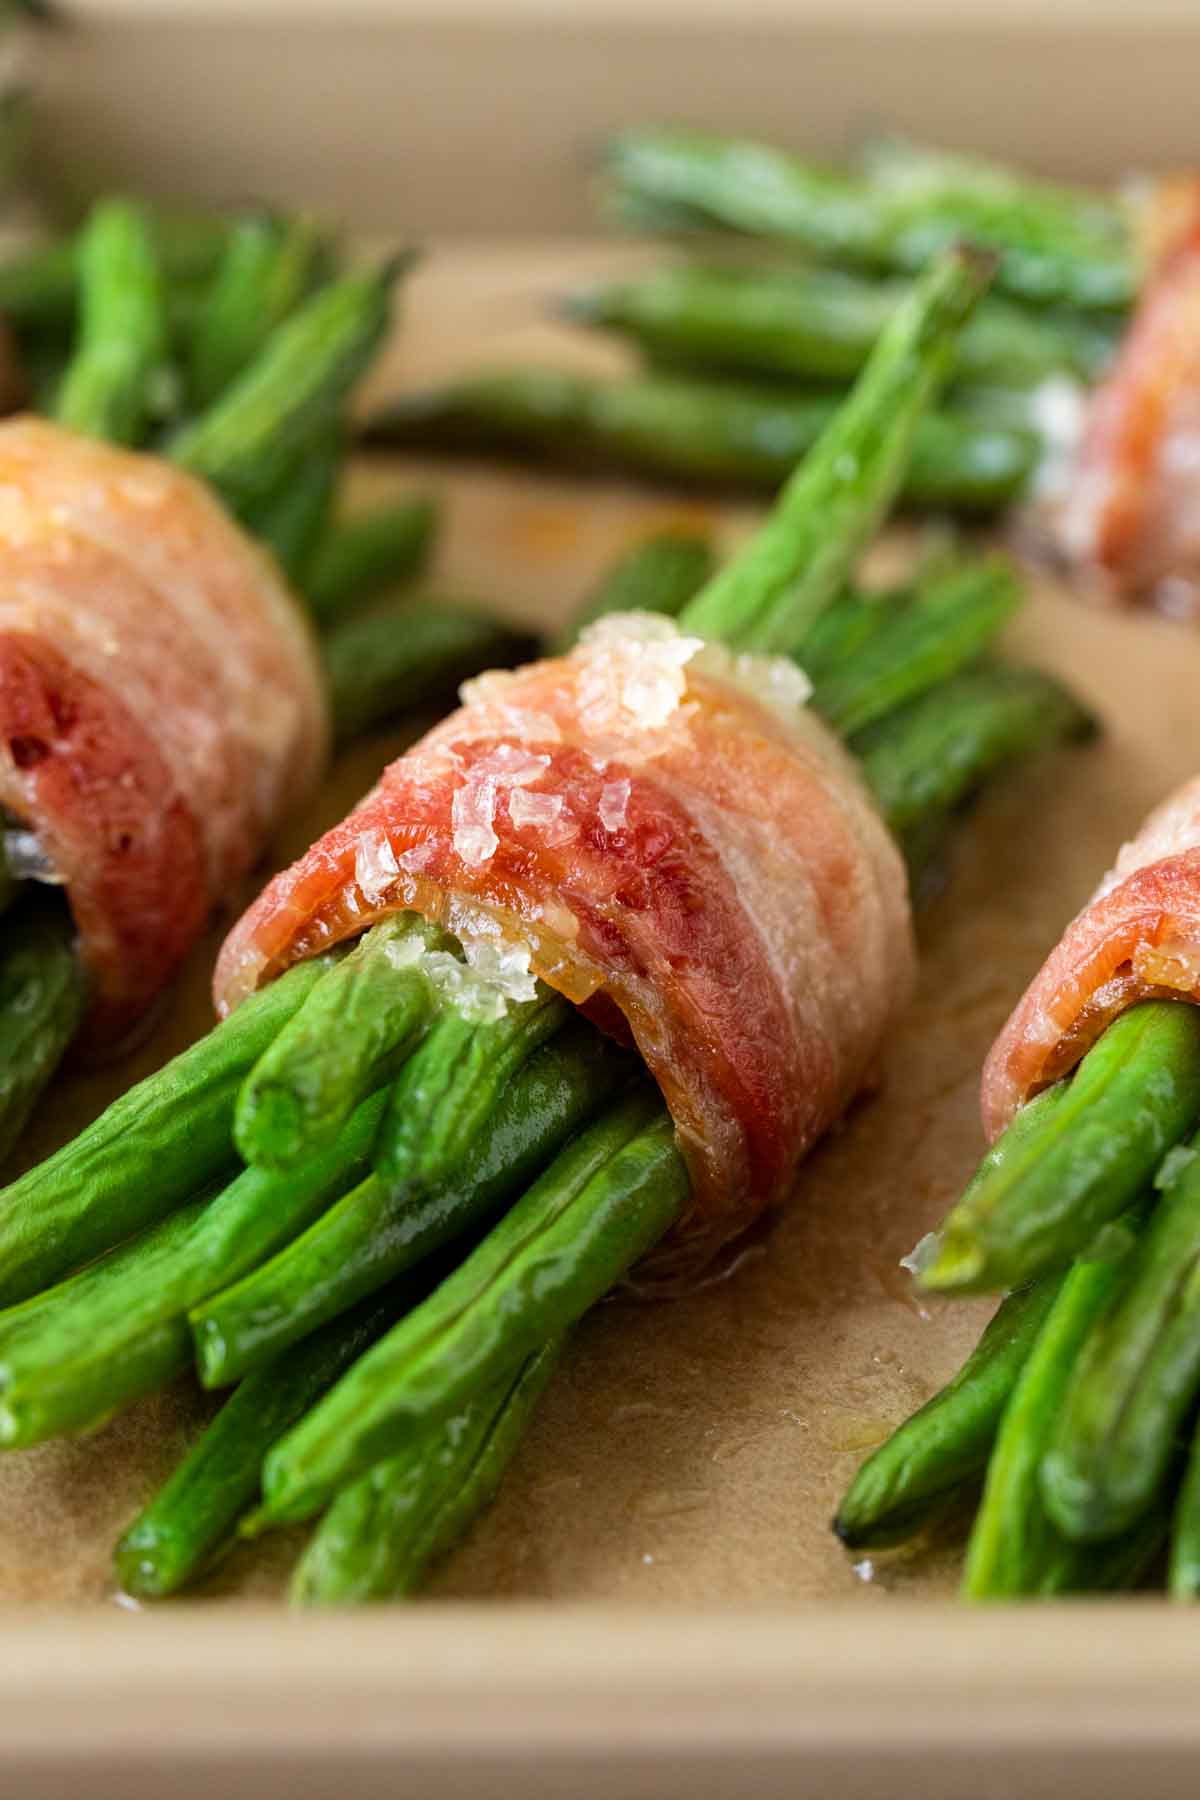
[0,418,328,1043]
[215,613,915,1258]
[1053,180,1200,615]
[983,774,1200,1137]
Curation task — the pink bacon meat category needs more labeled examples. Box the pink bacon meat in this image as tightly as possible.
[216,616,915,1263]
[983,774,1200,1137]
[0,418,328,1045]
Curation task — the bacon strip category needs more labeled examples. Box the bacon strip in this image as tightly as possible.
[216,617,915,1267]
[0,418,328,1044]
[1054,179,1200,616]
[982,774,1200,1138]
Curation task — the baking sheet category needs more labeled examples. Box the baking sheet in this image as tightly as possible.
[0,243,1191,1616]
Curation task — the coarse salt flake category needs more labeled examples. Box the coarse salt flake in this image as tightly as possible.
[575,611,703,734]
[399,841,435,873]
[412,904,541,1024]
[692,641,812,721]
[451,771,499,868]
[353,830,400,902]
[481,745,551,788]
[598,778,631,832]
[509,789,564,830]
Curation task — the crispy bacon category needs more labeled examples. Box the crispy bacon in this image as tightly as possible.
[216,617,915,1267]
[0,418,328,1044]
[982,774,1200,1137]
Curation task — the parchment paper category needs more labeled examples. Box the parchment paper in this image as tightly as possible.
[0,246,1192,1612]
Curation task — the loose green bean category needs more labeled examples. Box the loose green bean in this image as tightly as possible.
[834,1277,1063,1550]
[305,497,439,628]
[115,1290,405,1599]
[290,1340,562,1606]
[192,1019,634,1387]
[567,263,1116,389]
[234,915,448,1171]
[256,1092,687,1526]
[856,135,1129,260]
[919,1004,1200,1295]
[365,368,1036,516]
[54,199,169,447]
[0,955,335,1308]
[604,128,1136,310]
[325,600,535,746]
[1042,1133,1200,1541]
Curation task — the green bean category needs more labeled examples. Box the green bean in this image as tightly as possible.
[1042,1133,1200,1542]
[375,984,570,1199]
[856,135,1130,261]
[680,246,993,654]
[244,428,343,586]
[792,586,899,684]
[552,528,715,652]
[235,915,450,1172]
[0,898,87,1167]
[1170,1421,1200,1599]
[961,1221,1168,1598]
[192,1019,634,1387]
[54,198,169,447]
[325,599,535,747]
[919,1004,1200,1296]
[566,263,1117,388]
[365,368,1037,517]
[0,1088,389,1447]
[115,1290,405,1599]
[854,664,1097,864]
[305,497,439,628]
[187,211,328,411]
[256,1091,686,1527]
[171,256,408,514]
[0,209,229,335]
[811,555,1021,737]
[0,1199,206,1447]
[290,1339,562,1606]
[604,129,1136,311]
[834,1277,1063,1550]
[0,954,334,1308]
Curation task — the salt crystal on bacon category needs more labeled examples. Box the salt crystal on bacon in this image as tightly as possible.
[451,770,499,868]
[598,778,631,833]
[353,829,400,902]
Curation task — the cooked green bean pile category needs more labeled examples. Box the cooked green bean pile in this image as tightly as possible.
[365,129,1136,507]
[0,195,532,1163]
[835,999,1200,1599]
[0,249,1094,1605]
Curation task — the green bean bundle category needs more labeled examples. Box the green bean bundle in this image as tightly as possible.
[0,248,1093,1609]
